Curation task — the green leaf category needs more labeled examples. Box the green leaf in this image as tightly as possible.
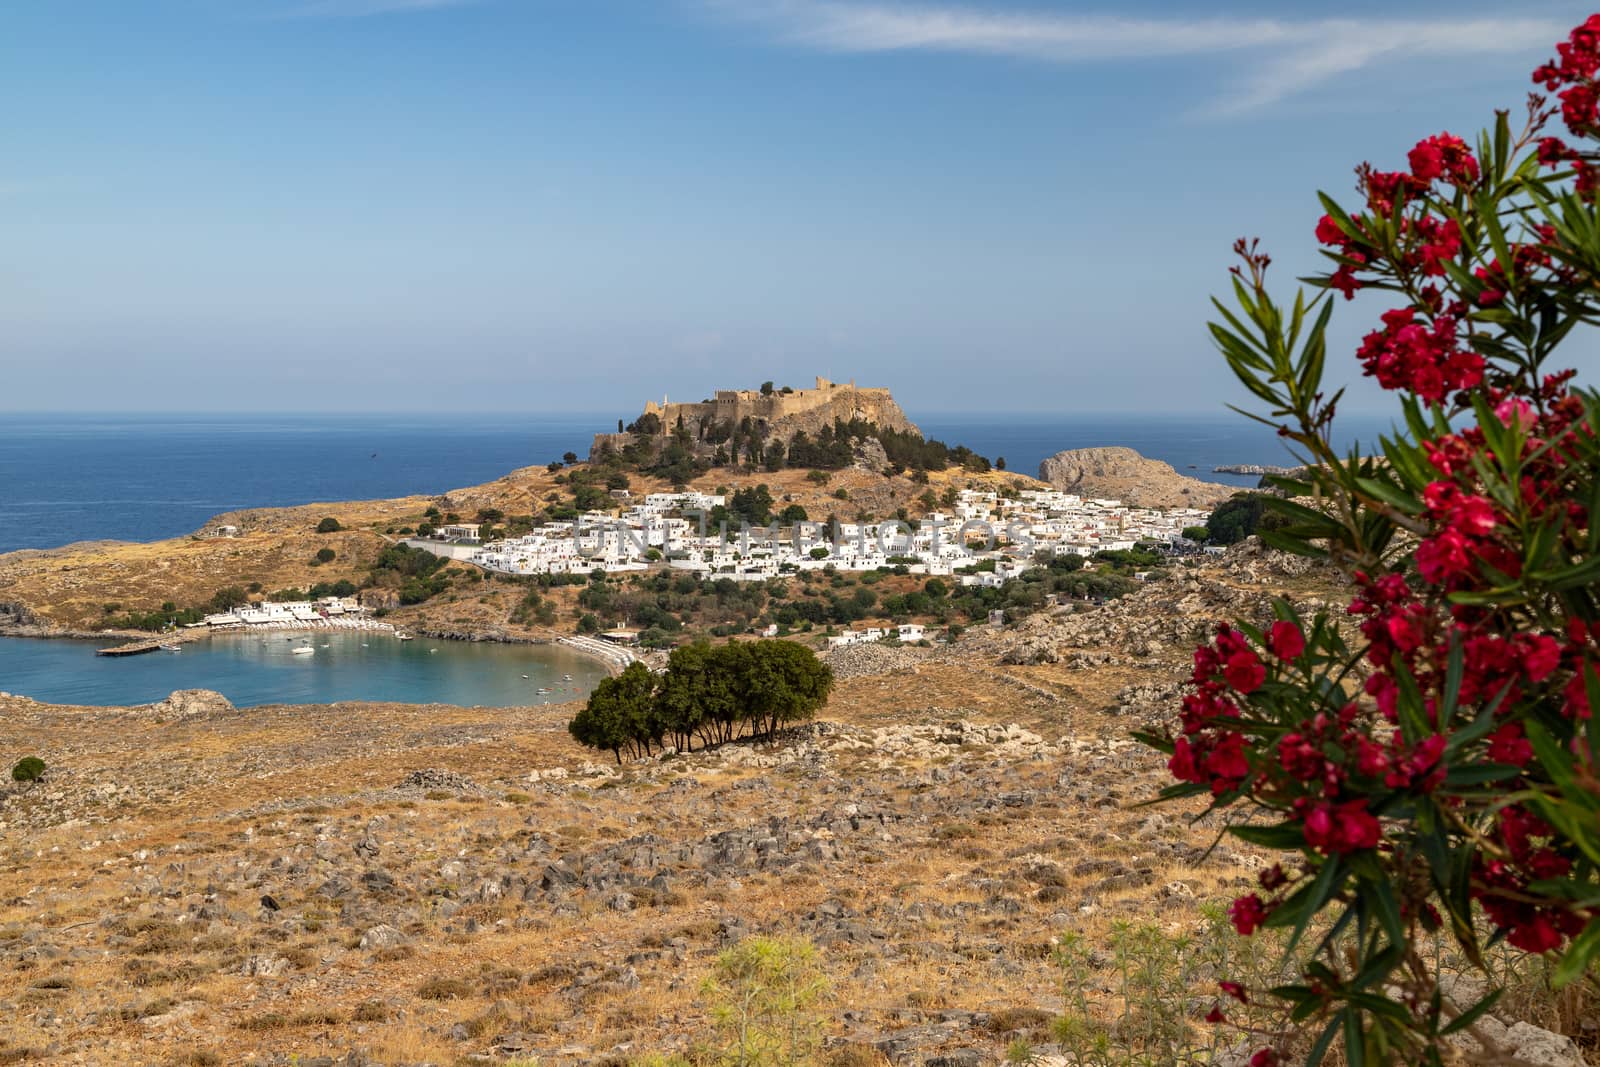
[1552,921,1600,989]
[1440,989,1504,1036]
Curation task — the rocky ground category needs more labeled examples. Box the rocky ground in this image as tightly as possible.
[0,548,1589,1066]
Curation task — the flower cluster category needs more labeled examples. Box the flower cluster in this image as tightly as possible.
[1314,132,1483,300]
[1353,307,1484,403]
[1534,17,1600,195]
[1165,17,1600,1060]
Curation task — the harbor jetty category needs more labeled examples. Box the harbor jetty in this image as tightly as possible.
[95,640,164,657]
[1213,463,1299,476]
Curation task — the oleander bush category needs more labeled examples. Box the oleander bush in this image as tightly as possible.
[1140,17,1600,1065]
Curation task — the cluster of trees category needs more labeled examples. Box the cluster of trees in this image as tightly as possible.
[568,640,834,762]
[873,425,990,473]
[587,411,992,483]
[266,579,360,602]
[552,549,1150,649]
[785,425,859,469]
[369,543,452,605]
[103,586,252,631]
[1203,492,1290,545]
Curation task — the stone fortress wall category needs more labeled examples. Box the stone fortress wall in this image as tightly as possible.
[591,377,919,460]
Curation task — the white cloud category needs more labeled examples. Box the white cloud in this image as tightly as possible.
[706,1,1568,113]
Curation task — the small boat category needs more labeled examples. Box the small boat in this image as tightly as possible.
[159,643,182,653]
[428,648,438,654]
[563,674,573,681]
[292,646,315,656]
[522,674,530,679]
[395,633,414,641]
[319,644,329,649]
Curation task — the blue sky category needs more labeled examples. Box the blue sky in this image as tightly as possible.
[3,0,1598,414]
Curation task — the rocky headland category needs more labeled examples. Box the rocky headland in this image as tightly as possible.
[1038,447,1236,510]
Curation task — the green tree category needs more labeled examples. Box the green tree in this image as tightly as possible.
[316,517,342,533]
[568,662,657,763]
[739,640,833,738]
[653,640,744,749]
[1203,493,1267,545]
[208,586,248,612]
[315,547,336,564]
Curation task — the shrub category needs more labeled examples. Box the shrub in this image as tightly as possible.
[701,936,828,1067]
[314,547,336,564]
[315,517,341,533]
[1143,24,1600,1063]
[10,757,44,783]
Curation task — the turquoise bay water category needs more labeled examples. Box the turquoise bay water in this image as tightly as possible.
[0,631,607,709]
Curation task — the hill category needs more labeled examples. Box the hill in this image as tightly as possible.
[1038,446,1236,510]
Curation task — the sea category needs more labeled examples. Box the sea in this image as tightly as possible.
[0,409,1393,707]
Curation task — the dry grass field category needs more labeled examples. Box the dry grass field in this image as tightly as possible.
[0,559,1281,1067]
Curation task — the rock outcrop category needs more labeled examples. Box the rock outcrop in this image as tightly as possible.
[139,689,234,720]
[1038,446,1236,510]
[592,376,920,462]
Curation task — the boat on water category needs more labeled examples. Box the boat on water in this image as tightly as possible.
[292,646,315,656]
[395,633,414,641]
[159,643,182,653]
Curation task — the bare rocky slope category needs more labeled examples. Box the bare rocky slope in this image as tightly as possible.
[1,544,1589,1067]
[1038,447,1237,510]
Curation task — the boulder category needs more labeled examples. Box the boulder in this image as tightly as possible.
[140,689,233,719]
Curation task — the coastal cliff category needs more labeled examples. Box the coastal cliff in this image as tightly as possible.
[1038,446,1236,510]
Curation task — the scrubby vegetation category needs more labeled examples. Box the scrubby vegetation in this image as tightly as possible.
[10,756,45,783]
[589,414,991,483]
[367,544,452,606]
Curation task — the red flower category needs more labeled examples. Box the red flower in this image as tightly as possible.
[1355,308,1483,403]
[1250,1050,1281,1067]
[1315,214,1345,244]
[1417,528,1475,584]
[1224,649,1267,693]
[1220,980,1249,1003]
[1303,800,1382,855]
[1230,893,1267,935]
[1268,620,1306,661]
[1524,635,1563,682]
[1488,724,1534,767]
[1168,737,1201,783]
[1205,731,1251,794]
[1508,914,1565,954]
[1408,133,1478,185]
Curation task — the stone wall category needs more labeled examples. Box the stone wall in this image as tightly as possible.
[591,376,920,461]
